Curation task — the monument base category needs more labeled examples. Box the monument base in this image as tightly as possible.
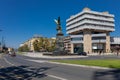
[52,48,68,55]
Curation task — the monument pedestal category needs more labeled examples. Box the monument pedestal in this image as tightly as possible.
[53,17,68,55]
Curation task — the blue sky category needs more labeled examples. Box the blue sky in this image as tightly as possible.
[0,0,120,48]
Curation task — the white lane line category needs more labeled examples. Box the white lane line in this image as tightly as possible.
[26,60,67,80]
[3,57,14,66]
[26,59,47,63]
[25,59,112,70]
[47,74,67,80]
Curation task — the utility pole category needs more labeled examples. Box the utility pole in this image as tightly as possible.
[0,30,2,52]
[2,36,5,48]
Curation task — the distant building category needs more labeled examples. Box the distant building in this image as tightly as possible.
[110,37,120,51]
[8,47,14,52]
[20,35,56,52]
[64,36,71,52]
[111,37,120,45]
[66,7,115,53]
[22,36,41,51]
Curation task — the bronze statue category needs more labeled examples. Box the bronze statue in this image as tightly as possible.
[54,17,62,32]
[53,17,65,55]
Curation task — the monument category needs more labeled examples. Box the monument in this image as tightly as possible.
[53,17,66,55]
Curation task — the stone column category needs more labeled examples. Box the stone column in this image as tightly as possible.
[70,43,74,53]
[106,32,110,53]
[83,30,92,53]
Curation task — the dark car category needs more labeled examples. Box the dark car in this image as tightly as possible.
[78,52,87,56]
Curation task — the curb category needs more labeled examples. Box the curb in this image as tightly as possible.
[26,59,115,70]
[47,61,115,70]
[23,54,88,59]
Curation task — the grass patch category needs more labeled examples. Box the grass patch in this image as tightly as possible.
[52,59,120,69]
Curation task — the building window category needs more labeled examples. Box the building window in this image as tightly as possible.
[71,37,83,41]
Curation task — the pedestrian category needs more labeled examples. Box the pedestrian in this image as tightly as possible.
[88,51,89,54]
[117,50,119,56]
[99,50,101,55]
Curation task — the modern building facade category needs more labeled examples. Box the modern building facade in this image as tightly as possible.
[66,7,115,53]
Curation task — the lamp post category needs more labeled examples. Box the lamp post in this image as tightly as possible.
[0,30,2,52]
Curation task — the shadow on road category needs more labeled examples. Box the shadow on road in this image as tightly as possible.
[93,69,120,80]
[0,65,51,80]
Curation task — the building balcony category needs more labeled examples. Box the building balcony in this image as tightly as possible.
[67,25,115,34]
[70,35,83,38]
[92,40,106,43]
[86,11,114,17]
[67,20,114,30]
[66,10,114,22]
[66,12,84,22]
[67,15,114,26]
[70,38,106,43]
[92,33,106,37]
[70,34,106,38]
[71,39,106,43]
[71,40,83,43]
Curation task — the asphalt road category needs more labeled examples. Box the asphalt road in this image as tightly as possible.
[0,54,120,80]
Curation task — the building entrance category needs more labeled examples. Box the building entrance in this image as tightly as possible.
[74,44,83,53]
[92,43,105,53]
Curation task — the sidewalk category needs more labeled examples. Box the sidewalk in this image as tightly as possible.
[23,52,87,59]
[87,53,115,56]
[23,52,116,59]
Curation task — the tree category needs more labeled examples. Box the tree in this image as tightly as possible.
[38,37,44,51]
[33,40,40,52]
[18,44,29,52]
[44,38,50,51]
[47,38,56,52]
[32,37,56,52]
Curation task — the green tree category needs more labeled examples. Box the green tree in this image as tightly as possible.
[47,38,56,52]
[32,37,56,52]
[33,40,40,52]
[44,38,50,51]
[38,37,44,51]
[18,47,23,52]
[18,44,29,52]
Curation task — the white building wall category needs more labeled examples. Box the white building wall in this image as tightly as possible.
[66,8,115,34]
[111,37,120,44]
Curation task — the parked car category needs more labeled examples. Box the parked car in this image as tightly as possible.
[11,52,16,57]
[78,52,87,56]
[8,51,16,57]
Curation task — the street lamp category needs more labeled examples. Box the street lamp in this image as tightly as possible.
[0,30,2,52]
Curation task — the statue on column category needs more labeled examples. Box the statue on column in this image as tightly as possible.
[53,17,66,55]
[54,17,63,36]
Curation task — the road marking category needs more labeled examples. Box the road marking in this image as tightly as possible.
[48,61,113,70]
[24,59,67,80]
[3,57,14,66]
[47,74,67,80]
[26,59,47,63]
[25,59,112,70]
